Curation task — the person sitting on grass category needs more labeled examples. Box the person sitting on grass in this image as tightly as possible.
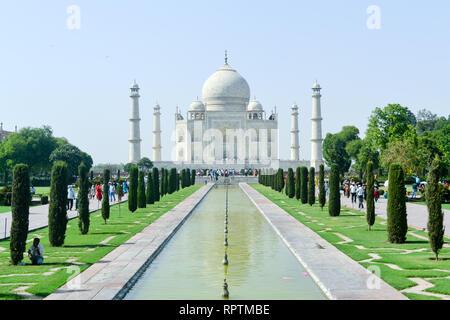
[28,238,44,265]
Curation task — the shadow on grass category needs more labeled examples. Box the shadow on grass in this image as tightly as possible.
[0,293,24,300]
[90,232,128,235]
[405,240,429,244]
[63,244,116,249]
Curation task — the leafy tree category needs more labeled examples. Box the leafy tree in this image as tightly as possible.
[387,163,407,243]
[137,157,153,173]
[366,161,375,231]
[426,155,445,260]
[287,168,295,198]
[137,170,146,208]
[323,126,360,175]
[295,167,301,200]
[328,164,340,217]
[356,139,380,176]
[366,104,417,150]
[48,161,68,246]
[78,162,90,234]
[318,164,326,210]
[146,172,154,204]
[128,165,138,213]
[152,168,160,201]
[308,167,315,206]
[381,136,422,176]
[49,143,93,179]
[123,163,133,173]
[416,109,439,134]
[10,164,30,265]
[300,167,308,204]
[101,169,110,224]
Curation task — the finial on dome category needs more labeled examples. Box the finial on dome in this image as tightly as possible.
[225,50,228,64]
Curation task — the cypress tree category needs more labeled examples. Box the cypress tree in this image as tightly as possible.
[387,163,407,244]
[48,161,68,246]
[426,155,444,260]
[164,169,169,195]
[328,164,341,217]
[308,167,315,206]
[168,168,177,194]
[295,167,301,200]
[117,169,121,180]
[159,168,165,197]
[146,172,154,204]
[366,161,375,231]
[176,172,180,191]
[90,170,94,182]
[10,164,30,265]
[153,168,160,202]
[102,169,110,224]
[137,170,146,208]
[78,162,90,235]
[300,167,308,204]
[318,164,326,210]
[181,169,186,188]
[287,168,295,198]
[277,169,284,192]
[191,169,196,186]
[128,165,138,213]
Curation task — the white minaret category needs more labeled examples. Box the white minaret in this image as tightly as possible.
[310,81,324,170]
[129,80,142,164]
[153,103,162,162]
[290,104,300,161]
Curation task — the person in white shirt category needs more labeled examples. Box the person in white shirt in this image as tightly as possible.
[109,183,116,202]
[356,184,365,209]
[28,238,44,265]
[350,183,357,204]
[67,185,75,210]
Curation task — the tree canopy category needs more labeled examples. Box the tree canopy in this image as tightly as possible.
[49,143,93,178]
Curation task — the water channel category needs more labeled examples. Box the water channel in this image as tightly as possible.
[125,184,326,300]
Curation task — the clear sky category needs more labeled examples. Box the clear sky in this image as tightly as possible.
[0,0,449,165]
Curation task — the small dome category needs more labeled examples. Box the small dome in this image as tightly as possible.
[131,80,139,89]
[247,100,263,111]
[312,81,321,89]
[189,100,205,111]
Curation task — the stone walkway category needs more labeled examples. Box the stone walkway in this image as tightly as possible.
[0,196,127,240]
[45,183,214,300]
[340,194,450,237]
[240,183,407,300]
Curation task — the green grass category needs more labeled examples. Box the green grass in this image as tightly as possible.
[0,185,202,300]
[34,187,51,195]
[0,206,11,214]
[251,184,450,300]
[413,201,450,211]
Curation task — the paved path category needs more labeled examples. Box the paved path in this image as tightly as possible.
[45,183,214,300]
[240,183,407,300]
[0,196,127,240]
[340,194,450,237]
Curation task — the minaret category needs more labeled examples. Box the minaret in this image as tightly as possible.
[129,80,142,164]
[153,103,162,162]
[310,81,324,170]
[290,104,300,161]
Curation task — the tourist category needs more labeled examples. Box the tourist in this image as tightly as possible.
[412,183,418,198]
[67,185,75,210]
[30,184,36,196]
[325,181,329,196]
[96,184,102,201]
[356,184,364,209]
[89,185,95,199]
[350,183,357,204]
[122,181,128,194]
[28,238,44,265]
[110,182,116,202]
[374,188,380,203]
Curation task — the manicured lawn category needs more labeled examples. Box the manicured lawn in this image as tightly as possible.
[0,206,11,214]
[251,184,450,300]
[0,185,202,300]
[34,187,51,195]
[413,201,450,211]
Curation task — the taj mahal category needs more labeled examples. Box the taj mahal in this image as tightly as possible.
[128,53,324,171]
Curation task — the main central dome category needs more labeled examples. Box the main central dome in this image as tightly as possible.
[202,63,250,112]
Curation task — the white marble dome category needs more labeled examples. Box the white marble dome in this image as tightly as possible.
[202,63,250,112]
[247,100,263,111]
[189,100,205,111]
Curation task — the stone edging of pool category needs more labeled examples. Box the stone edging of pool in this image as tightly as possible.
[44,183,214,300]
[239,183,408,300]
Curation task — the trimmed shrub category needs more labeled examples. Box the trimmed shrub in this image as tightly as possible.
[300,167,308,204]
[152,168,160,202]
[40,195,49,205]
[328,164,340,217]
[78,162,90,234]
[277,169,284,192]
[164,169,169,195]
[191,169,196,186]
[287,168,295,198]
[295,167,301,200]
[146,172,154,204]
[308,167,315,206]
[10,164,30,265]
[48,161,68,247]
[101,169,111,224]
[137,170,146,209]
[318,164,326,210]
[366,161,375,231]
[426,155,444,260]
[128,165,138,213]
[387,163,407,243]
[181,169,186,188]
[168,168,177,194]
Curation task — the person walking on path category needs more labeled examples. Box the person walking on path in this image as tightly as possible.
[28,238,44,265]
[122,181,128,194]
[374,188,380,203]
[67,185,75,211]
[350,183,357,204]
[356,184,364,209]
[109,182,116,202]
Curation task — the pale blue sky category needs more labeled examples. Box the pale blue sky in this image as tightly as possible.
[0,1,449,164]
